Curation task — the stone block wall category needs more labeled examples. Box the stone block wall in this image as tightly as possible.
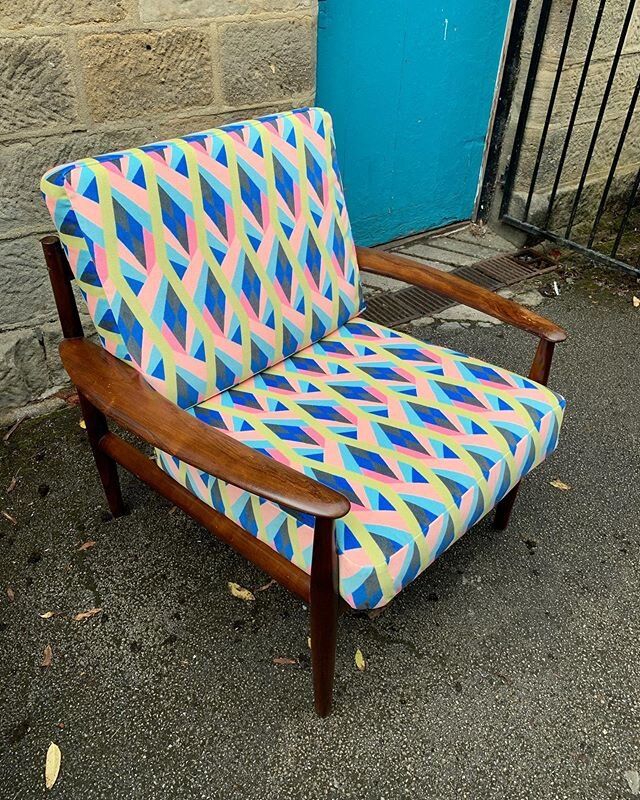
[509,0,640,230]
[0,0,317,422]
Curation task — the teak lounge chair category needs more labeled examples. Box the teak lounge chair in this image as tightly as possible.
[40,108,566,716]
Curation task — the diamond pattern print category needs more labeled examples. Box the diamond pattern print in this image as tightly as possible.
[156,319,566,610]
[42,108,362,408]
[41,108,566,612]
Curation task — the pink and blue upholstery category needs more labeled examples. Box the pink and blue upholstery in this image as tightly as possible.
[42,108,565,610]
[157,318,564,609]
[42,108,361,408]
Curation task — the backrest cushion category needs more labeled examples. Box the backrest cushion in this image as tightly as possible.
[41,108,362,408]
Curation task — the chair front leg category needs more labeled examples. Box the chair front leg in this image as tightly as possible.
[78,392,126,518]
[494,339,556,531]
[309,516,339,717]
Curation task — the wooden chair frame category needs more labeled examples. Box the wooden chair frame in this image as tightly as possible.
[41,235,566,716]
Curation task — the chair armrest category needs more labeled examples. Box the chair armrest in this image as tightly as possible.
[60,339,351,520]
[356,246,567,343]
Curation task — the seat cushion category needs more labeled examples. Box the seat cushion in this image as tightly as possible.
[41,108,362,408]
[156,318,565,609]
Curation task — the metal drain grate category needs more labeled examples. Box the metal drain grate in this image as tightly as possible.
[361,249,555,327]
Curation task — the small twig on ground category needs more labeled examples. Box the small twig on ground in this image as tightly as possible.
[3,419,22,443]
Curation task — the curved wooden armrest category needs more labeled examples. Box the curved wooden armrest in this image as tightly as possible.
[356,246,567,343]
[60,339,350,520]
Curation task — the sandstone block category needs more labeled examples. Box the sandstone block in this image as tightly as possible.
[530,51,640,126]
[0,128,153,238]
[250,0,314,10]
[78,29,216,122]
[220,18,314,106]
[40,313,98,389]
[516,111,640,191]
[140,0,249,21]
[0,236,56,328]
[0,36,78,134]
[0,328,48,410]
[523,0,640,64]
[0,0,128,29]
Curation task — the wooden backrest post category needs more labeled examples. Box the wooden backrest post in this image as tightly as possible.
[41,235,84,340]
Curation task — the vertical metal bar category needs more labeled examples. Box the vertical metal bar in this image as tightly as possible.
[523,0,580,221]
[477,0,531,220]
[587,72,640,248]
[543,0,609,230]
[565,0,638,238]
[499,0,554,218]
[611,164,640,258]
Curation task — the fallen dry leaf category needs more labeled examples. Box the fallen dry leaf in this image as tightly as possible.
[256,579,276,593]
[2,510,17,525]
[76,540,96,552]
[45,741,61,790]
[272,656,297,666]
[39,611,58,619]
[79,419,86,430]
[7,586,15,602]
[41,644,53,668]
[625,769,640,795]
[228,582,255,602]
[6,476,17,493]
[72,607,102,622]
[355,648,366,672]
[550,479,571,491]
[307,636,311,649]
[633,296,640,308]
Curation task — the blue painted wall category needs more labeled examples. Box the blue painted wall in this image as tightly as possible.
[316,0,511,245]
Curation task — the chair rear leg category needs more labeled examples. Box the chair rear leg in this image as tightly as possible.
[310,517,339,716]
[494,481,521,530]
[495,340,558,532]
[78,392,126,518]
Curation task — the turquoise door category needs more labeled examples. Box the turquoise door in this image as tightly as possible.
[316,1,511,245]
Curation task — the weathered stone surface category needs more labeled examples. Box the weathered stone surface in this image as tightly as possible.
[78,29,216,122]
[399,242,474,270]
[40,321,67,388]
[0,0,129,29]
[517,112,640,191]
[0,128,154,237]
[40,314,97,389]
[220,18,315,105]
[0,37,78,134]
[251,0,314,10]
[435,305,501,325]
[0,236,56,328]
[523,0,640,65]
[155,104,292,139]
[530,52,640,126]
[0,328,47,410]
[360,273,408,295]
[140,0,313,20]
[140,0,249,21]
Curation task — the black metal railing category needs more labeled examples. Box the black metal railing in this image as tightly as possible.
[499,0,640,275]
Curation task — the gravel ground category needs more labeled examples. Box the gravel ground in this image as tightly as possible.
[1,268,639,800]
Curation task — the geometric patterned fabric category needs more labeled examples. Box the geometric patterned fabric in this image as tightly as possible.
[41,108,566,609]
[41,108,362,407]
[156,319,566,609]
